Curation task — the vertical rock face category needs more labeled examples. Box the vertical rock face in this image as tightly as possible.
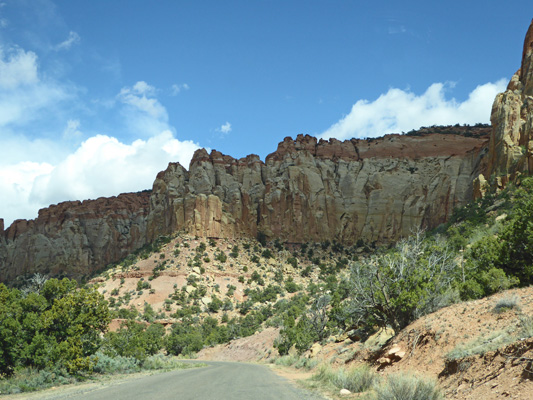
[0,192,150,282]
[0,128,489,282]
[147,132,489,245]
[483,19,533,188]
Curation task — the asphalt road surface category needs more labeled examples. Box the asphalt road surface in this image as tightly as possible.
[33,361,326,400]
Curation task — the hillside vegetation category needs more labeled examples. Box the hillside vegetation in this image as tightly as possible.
[2,176,533,396]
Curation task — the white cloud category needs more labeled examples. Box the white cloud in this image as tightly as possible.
[0,46,72,128]
[54,31,80,51]
[0,161,54,224]
[218,121,232,134]
[116,81,170,137]
[0,47,38,89]
[171,83,190,95]
[319,80,508,140]
[0,41,202,228]
[0,131,200,227]
[118,81,167,120]
[62,119,82,139]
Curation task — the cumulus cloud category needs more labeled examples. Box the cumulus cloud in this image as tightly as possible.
[217,121,232,134]
[0,161,54,224]
[0,131,200,227]
[319,80,508,140]
[54,31,80,51]
[0,39,201,228]
[0,46,72,127]
[118,81,165,118]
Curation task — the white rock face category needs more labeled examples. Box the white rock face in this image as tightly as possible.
[147,133,488,245]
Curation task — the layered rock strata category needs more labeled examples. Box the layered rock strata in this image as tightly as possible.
[0,192,150,282]
[147,132,489,245]
[1,129,490,282]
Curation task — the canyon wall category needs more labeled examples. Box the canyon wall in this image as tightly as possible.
[0,192,150,282]
[147,132,489,246]
[6,16,533,283]
[0,129,489,282]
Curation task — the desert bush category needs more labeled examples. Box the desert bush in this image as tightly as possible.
[492,295,520,313]
[446,330,513,360]
[374,373,443,400]
[142,354,192,370]
[519,315,533,338]
[0,367,75,394]
[293,356,318,370]
[312,364,377,393]
[275,314,316,355]
[207,296,223,313]
[230,245,239,258]
[347,231,456,334]
[92,352,139,374]
[101,321,165,362]
[274,354,300,367]
[285,277,300,293]
[262,249,273,259]
[215,251,227,263]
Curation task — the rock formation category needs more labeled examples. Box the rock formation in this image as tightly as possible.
[0,192,150,282]
[1,128,490,283]
[480,18,533,192]
[147,131,489,246]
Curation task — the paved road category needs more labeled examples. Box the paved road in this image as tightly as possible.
[34,361,326,400]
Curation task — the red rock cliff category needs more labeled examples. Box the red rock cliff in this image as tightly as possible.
[1,128,489,283]
[0,192,150,282]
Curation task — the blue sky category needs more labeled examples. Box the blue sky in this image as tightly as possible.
[0,0,532,226]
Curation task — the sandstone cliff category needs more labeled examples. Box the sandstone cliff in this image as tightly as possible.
[0,192,150,282]
[147,131,489,245]
[1,129,490,283]
[479,18,533,192]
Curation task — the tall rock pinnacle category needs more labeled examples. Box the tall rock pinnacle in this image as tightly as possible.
[481,19,533,190]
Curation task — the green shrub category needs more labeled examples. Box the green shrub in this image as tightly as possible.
[287,257,298,268]
[257,231,267,246]
[0,367,76,394]
[274,354,299,367]
[312,364,377,393]
[348,231,457,334]
[285,279,300,294]
[262,249,273,259]
[215,251,227,263]
[446,330,513,360]
[92,352,139,374]
[374,373,443,400]
[519,315,533,338]
[492,295,520,313]
[230,245,239,258]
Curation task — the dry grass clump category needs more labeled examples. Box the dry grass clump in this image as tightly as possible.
[492,295,520,314]
[374,373,443,400]
[312,363,378,393]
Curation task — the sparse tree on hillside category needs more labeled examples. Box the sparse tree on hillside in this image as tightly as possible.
[347,231,457,334]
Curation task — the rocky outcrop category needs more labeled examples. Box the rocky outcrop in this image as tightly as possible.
[147,131,489,245]
[0,128,489,283]
[481,19,533,191]
[0,192,150,282]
